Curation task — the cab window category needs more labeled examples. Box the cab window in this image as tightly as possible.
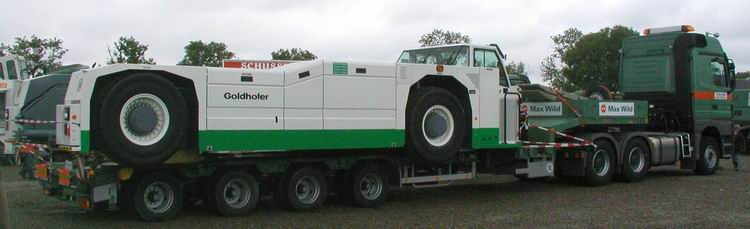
[398,46,469,66]
[710,59,726,87]
[6,60,17,80]
[0,63,5,79]
[473,49,500,68]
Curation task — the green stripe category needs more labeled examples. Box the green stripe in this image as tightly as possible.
[199,129,405,152]
[472,128,521,149]
[81,130,90,154]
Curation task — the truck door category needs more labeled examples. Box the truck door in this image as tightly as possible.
[473,48,519,145]
[693,54,731,120]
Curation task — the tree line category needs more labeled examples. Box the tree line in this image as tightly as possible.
[0,36,320,77]
[2,28,743,86]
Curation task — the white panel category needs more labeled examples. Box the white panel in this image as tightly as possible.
[324,76,396,109]
[323,61,396,78]
[284,76,322,108]
[501,86,521,143]
[395,84,410,129]
[207,107,282,130]
[285,108,323,130]
[207,84,283,108]
[324,109,395,130]
[479,68,500,129]
[284,60,324,85]
[207,67,284,85]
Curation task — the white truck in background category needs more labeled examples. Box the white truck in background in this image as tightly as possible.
[0,55,30,164]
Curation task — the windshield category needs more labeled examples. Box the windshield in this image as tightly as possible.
[398,46,469,66]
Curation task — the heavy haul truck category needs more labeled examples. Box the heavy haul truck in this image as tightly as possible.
[35,25,734,221]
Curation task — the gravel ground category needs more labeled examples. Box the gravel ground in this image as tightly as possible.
[2,156,749,228]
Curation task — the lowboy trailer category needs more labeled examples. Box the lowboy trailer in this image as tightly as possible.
[36,25,732,221]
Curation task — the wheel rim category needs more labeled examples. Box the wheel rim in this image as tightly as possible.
[628,147,645,173]
[223,178,251,209]
[143,181,174,214]
[422,105,455,147]
[592,149,610,176]
[295,176,321,205]
[359,173,383,201]
[705,145,717,168]
[589,92,605,100]
[119,93,170,146]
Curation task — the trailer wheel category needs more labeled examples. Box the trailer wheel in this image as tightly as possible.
[695,137,719,175]
[132,173,183,221]
[620,138,651,182]
[407,87,466,163]
[584,139,615,186]
[586,85,613,100]
[205,170,260,216]
[274,167,328,211]
[344,164,390,208]
[99,73,187,167]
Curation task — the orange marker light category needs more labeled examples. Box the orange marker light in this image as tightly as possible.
[71,114,77,120]
[436,64,444,73]
[80,197,92,209]
[682,25,695,32]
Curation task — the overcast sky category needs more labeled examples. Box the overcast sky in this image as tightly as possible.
[2,0,749,83]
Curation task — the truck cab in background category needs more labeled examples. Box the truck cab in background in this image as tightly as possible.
[0,55,30,164]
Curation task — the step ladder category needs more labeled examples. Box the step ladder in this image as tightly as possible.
[678,134,693,159]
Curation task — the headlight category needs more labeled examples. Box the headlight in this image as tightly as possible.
[63,107,70,121]
[4,109,8,120]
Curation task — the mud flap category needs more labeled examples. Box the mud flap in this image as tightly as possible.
[557,150,586,177]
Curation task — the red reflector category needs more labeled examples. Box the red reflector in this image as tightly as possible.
[80,197,92,209]
[65,124,70,136]
[35,163,49,180]
[58,168,71,186]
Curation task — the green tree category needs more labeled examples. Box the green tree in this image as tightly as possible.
[541,26,637,91]
[540,28,583,91]
[737,71,750,80]
[562,26,638,90]
[107,36,155,64]
[271,48,317,61]
[418,29,472,47]
[178,41,235,67]
[0,35,68,77]
[505,61,527,75]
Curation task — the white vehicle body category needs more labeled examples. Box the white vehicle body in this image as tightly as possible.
[57,44,520,155]
[0,55,30,157]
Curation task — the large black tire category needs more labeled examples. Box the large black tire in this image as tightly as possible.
[205,170,260,216]
[344,164,390,208]
[584,139,616,186]
[406,87,466,163]
[694,137,720,175]
[619,138,651,182]
[132,173,183,222]
[99,73,188,166]
[274,167,328,211]
[586,85,613,100]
